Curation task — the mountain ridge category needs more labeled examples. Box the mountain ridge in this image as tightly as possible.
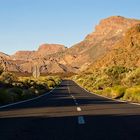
[0,16,140,74]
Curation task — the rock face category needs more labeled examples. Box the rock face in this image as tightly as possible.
[62,16,140,71]
[0,52,11,60]
[11,51,35,61]
[86,16,139,42]
[87,24,140,72]
[1,16,140,74]
[37,44,66,56]
[11,44,66,61]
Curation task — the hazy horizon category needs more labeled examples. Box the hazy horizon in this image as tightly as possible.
[0,0,140,55]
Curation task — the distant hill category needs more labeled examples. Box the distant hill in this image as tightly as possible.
[0,16,140,74]
[11,44,66,61]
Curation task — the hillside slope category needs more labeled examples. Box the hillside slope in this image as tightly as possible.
[86,24,140,72]
[61,16,140,71]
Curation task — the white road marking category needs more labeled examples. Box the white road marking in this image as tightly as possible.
[0,87,57,109]
[77,107,82,111]
[68,81,85,125]
[67,82,79,105]
[78,116,85,124]
[74,100,78,105]
[75,102,78,105]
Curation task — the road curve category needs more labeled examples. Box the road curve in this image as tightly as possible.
[0,80,140,140]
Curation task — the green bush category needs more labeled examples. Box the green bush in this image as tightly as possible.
[122,68,140,87]
[47,80,56,88]
[104,66,129,81]
[123,86,140,102]
[103,86,126,99]
[76,78,84,85]
[110,86,126,99]
[102,87,112,97]
[0,88,14,104]
[0,75,61,104]
[7,87,23,100]
[82,75,97,88]
[53,76,61,85]
[21,90,34,99]
[12,82,24,88]
[93,76,112,90]
[0,72,17,84]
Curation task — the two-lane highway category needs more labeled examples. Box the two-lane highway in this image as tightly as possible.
[0,80,140,140]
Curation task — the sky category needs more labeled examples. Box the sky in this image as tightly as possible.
[0,0,140,55]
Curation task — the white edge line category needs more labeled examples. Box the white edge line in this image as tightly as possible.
[72,80,140,106]
[0,87,57,109]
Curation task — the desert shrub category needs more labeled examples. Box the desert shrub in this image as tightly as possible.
[102,87,112,97]
[123,86,140,102]
[53,76,61,85]
[110,86,126,99]
[72,75,82,81]
[76,78,84,85]
[47,80,56,88]
[29,86,40,95]
[12,82,24,88]
[7,87,23,100]
[104,66,129,81]
[0,75,61,104]
[22,79,37,87]
[0,72,17,84]
[122,68,140,87]
[103,86,126,99]
[21,90,34,99]
[0,88,14,104]
[94,90,103,95]
[79,75,98,92]
[93,76,112,90]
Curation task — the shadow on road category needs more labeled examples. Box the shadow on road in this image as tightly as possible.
[0,114,140,140]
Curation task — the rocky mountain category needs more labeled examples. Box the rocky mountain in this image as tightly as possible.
[0,52,10,59]
[86,24,140,72]
[0,16,140,74]
[64,16,140,71]
[11,44,66,61]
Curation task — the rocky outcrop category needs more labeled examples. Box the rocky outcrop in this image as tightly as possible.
[11,51,35,61]
[37,44,66,56]
[63,16,140,71]
[86,24,140,72]
[12,44,66,61]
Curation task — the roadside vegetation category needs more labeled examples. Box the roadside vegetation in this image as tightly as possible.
[72,66,140,103]
[0,66,61,105]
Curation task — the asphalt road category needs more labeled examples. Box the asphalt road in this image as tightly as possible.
[0,80,140,140]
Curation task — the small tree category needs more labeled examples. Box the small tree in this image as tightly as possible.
[122,68,140,87]
[103,66,130,86]
[104,66,129,80]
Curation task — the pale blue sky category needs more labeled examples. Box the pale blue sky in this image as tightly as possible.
[0,0,140,54]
